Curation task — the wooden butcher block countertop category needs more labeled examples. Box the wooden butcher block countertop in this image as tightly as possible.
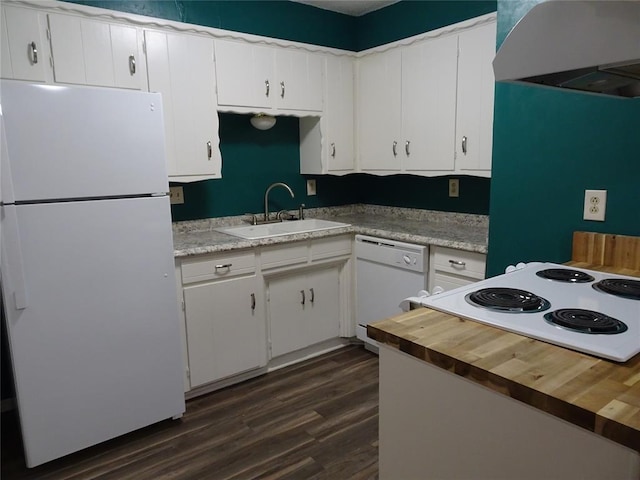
[368,232,640,453]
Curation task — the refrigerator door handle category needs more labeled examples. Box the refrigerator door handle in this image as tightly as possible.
[2,205,28,309]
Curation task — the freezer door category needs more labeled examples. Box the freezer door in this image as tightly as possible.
[0,80,169,202]
[1,196,185,467]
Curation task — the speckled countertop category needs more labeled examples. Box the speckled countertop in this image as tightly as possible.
[172,204,489,258]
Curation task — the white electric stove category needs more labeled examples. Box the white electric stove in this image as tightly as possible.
[417,262,640,362]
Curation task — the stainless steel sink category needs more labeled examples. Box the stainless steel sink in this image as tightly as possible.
[216,219,351,240]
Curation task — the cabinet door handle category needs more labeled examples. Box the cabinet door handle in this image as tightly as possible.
[449,259,466,267]
[129,55,136,75]
[392,141,398,157]
[250,293,256,311]
[280,81,285,98]
[29,41,38,64]
[309,288,315,303]
[300,290,305,305]
[265,79,270,97]
[207,141,212,160]
[405,140,410,156]
[461,136,467,155]
[330,143,336,158]
[215,263,232,272]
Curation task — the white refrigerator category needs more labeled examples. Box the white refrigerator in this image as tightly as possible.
[0,80,185,467]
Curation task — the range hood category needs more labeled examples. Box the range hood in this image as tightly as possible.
[493,1,640,98]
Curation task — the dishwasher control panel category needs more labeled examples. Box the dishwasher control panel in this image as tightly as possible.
[355,235,427,274]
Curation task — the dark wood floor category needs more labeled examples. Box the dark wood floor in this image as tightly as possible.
[1,345,379,480]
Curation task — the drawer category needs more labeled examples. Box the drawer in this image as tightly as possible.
[260,242,308,270]
[432,247,486,280]
[311,235,352,261]
[181,251,256,284]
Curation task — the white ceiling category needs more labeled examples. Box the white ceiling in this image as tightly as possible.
[291,0,399,17]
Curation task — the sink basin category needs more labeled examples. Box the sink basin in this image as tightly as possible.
[217,219,351,239]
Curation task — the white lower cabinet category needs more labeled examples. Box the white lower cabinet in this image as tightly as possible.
[177,235,351,393]
[180,252,266,389]
[428,246,486,292]
[268,265,341,358]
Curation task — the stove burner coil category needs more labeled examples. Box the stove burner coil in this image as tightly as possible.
[465,288,550,313]
[592,278,640,300]
[544,309,628,334]
[535,268,595,283]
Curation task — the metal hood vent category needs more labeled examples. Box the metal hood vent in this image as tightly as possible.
[493,1,640,98]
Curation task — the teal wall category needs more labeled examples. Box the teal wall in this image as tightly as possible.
[72,1,357,49]
[355,0,496,50]
[486,0,640,276]
[69,0,495,221]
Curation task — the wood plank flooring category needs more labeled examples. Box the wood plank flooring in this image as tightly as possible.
[1,346,379,480]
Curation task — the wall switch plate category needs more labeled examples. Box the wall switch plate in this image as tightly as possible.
[169,186,184,205]
[583,189,606,221]
[306,179,317,196]
[449,179,459,198]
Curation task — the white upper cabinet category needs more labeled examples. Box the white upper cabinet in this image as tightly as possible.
[214,39,323,113]
[1,5,50,81]
[455,21,496,174]
[145,30,221,182]
[214,41,274,109]
[401,35,458,173]
[47,13,145,89]
[300,54,355,175]
[324,55,355,172]
[357,49,402,172]
[357,16,496,177]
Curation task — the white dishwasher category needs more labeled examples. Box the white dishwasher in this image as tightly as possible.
[355,235,427,351]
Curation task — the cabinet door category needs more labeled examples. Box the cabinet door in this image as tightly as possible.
[215,40,274,109]
[357,49,401,172]
[276,49,323,111]
[402,35,458,172]
[109,24,143,89]
[1,5,49,81]
[306,266,341,346]
[268,273,307,358]
[456,21,496,173]
[48,14,143,89]
[325,55,355,172]
[183,276,266,388]
[145,30,221,180]
[49,14,107,86]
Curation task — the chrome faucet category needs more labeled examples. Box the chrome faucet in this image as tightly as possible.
[264,182,294,222]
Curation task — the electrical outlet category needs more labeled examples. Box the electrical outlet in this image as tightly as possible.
[169,186,184,205]
[306,179,317,196]
[583,189,606,221]
[449,179,459,198]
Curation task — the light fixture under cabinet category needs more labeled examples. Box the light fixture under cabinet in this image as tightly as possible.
[250,113,277,130]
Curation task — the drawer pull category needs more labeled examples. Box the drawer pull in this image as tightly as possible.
[129,54,136,75]
[30,41,38,64]
[215,263,232,272]
[250,293,256,311]
[449,260,466,267]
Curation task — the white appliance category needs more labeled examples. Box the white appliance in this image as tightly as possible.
[0,80,185,467]
[356,235,427,351]
[418,262,640,362]
[493,1,640,98]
